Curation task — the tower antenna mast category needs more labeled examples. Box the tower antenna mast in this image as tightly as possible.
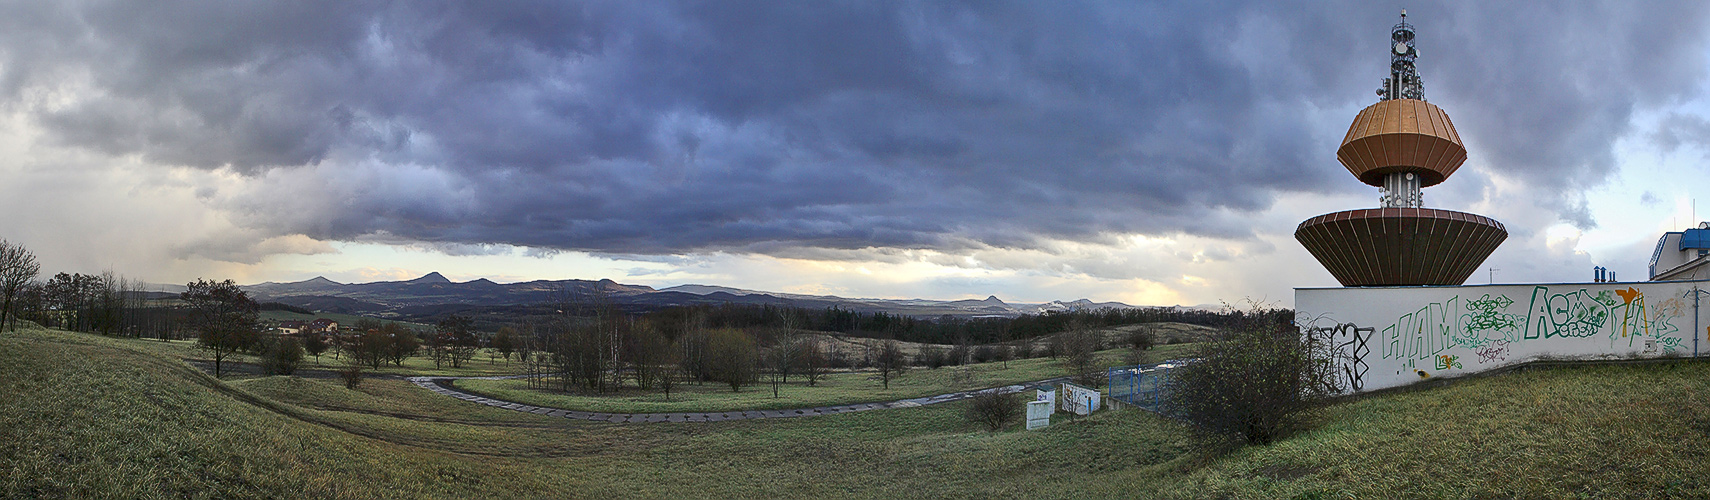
[1377,9,1423,101]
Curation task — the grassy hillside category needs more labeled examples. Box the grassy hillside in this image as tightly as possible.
[0,323,549,499]
[1141,361,1710,498]
[7,324,1710,498]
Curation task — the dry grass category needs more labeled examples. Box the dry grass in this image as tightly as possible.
[8,325,1709,499]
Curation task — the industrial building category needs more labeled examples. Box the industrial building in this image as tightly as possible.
[1650,222,1710,281]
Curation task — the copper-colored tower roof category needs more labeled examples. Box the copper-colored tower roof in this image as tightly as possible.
[1336,99,1466,188]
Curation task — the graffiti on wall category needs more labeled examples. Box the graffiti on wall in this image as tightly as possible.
[1380,295,1458,363]
[1434,354,1461,370]
[1474,341,1509,364]
[1525,287,1608,339]
[1304,322,1374,392]
[1372,286,1687,365]
[1312,284,1696,387]
[1459,294,1523,349]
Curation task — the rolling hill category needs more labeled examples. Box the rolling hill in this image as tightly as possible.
[242,272,1172,319]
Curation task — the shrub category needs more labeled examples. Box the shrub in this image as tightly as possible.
[965,390,1020,431]
[872,340,908,389]
[706,328,758,392]
[303,332,328,360]
[1060,325,1104,386]
[1123,327,1157,366]
[1162,315,1342,446]
[1125,327,1156,351]
[972,345,997,363]
[946,343,970,366]
[917,345,948,369]
[261,337,305,376]
[339,365,363,389]
[827,350,853,369]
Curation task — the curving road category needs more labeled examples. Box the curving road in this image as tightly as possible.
[408,375,1070,423]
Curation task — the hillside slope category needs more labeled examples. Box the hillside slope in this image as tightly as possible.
[8,324,1710,498]
[0,325,550,499]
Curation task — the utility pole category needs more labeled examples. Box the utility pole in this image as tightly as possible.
[1688,285,1709,358]
[1488,268,1499,285]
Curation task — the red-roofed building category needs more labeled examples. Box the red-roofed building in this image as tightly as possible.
[275,320,306,335]
[307,318,340,334]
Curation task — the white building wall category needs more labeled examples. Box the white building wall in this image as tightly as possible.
[1296,280,1710,393]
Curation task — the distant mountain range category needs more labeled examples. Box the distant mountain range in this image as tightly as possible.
[239,272,1194,318]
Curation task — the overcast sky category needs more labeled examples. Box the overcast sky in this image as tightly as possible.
[2,1,1708,307]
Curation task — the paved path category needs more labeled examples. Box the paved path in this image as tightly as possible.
[408,375,1070,423]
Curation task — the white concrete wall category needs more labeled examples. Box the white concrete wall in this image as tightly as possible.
[1296,280,1710,393]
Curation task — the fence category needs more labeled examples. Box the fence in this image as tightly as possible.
[1107,360,1186,412]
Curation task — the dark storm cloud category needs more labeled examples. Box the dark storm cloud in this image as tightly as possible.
[1425,3,1710,229]
[0,1,1702,255]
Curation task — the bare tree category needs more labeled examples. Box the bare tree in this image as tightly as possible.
[304,331,329,363]
[339,356,364,390]
[182,279,260,377]
[628,324,671,390]
[382,323,419,366]
[1060,321,1104,386]
[0,240,40,332]
[872,339,908,389]
[774,309,803,383]
[516,321,536,368]
[437,314,479,369]
[764,343,791,398]
[492,326,518,361]
[1123,325,1156,365]
[949,334,972,367]
[680,323,711,385]
[658,339,682,401]
[799,338,827,387]
[346,328,392,369]
[706,328,758,392]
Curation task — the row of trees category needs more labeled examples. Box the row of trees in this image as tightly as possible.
[0,240,179,337]
[179,277,483,377]
[512,289,919,396]
[509,291,1128,397]
[4,270,183,338]
[630,302,1270,346]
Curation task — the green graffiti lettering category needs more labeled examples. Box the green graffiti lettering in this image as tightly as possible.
[1525,286,1550,340]
[1459,294,1520,348]
[1383,324,1398,360]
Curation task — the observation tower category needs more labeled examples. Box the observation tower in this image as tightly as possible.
[1295,11,1507,286]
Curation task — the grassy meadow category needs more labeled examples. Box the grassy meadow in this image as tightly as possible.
[457,343,1195,413]
[7,323,1710,498]
[257,310,432,332]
